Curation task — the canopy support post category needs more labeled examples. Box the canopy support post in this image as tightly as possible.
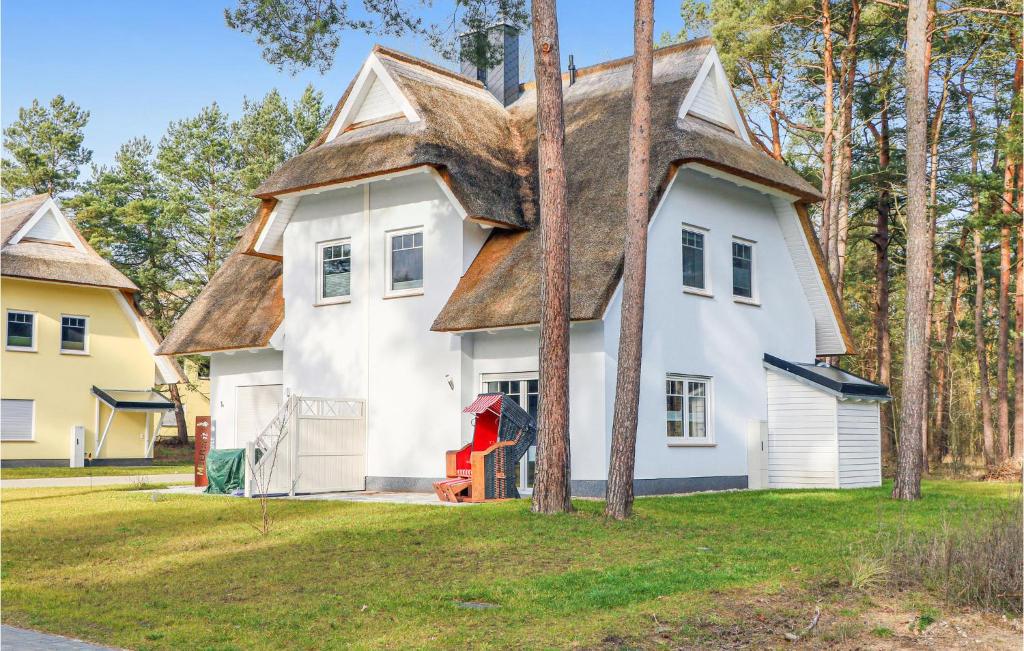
[95,407,116,459]
[144,412,161,458]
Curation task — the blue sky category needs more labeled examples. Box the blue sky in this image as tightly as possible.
[2,1,690,168]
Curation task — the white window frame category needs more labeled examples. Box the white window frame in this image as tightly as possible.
[731,236,759,305]
[681,223,712,297]
[480,372,539,492]
[1,398,35,441]
[316,237,353,306]
[384,226,424,299]
[666,374,715,446]
[59,314,90,355]
[5,309,37,352]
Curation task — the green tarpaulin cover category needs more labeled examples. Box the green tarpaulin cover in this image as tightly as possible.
[204,448,246,494]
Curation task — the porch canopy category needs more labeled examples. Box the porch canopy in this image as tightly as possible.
[91,386,175,459]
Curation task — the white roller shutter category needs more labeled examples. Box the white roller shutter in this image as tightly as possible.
[235,385,283,446]
[2,399,35,440]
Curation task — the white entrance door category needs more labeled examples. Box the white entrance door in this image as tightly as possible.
[482,374,538,493]
[235,384,283,447]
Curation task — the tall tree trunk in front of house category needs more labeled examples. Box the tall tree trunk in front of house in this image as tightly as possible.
[605,0,655,521]
[893,0,928,501]
[819,0,835,270]
[1016,212,1023,460]
[832,0,860,296]
[934,226,969,461]
[167,382,189,445]
[869,100,893,466]
[530,0,572,514]
[997,170,1014,461]
[976,228,996,466]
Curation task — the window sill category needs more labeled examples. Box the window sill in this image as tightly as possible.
[666,440,717,447]
[5,347,37,353]
[733,297,760,307]
[60,350,90,356]
[315,297,351,307]
[683,288,713,299]
[384,289,424,300]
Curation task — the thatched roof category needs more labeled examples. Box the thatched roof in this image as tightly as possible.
[1,194,139,291]
[156,219,283,355]
[432,39,819,331]
[255,46,529,230]
[162,37,838,353]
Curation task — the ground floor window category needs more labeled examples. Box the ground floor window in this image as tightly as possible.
[482,374,538,491]
[1,399,34,440]
[666,375,712,442]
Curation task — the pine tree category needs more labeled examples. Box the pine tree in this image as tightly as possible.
[2,96,92,199]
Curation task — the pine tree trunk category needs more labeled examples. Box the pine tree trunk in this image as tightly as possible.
[1015,219,1023,460]
[975,229,996,466]
[871,104,893,466]
[819,0,835,270]
[997,213,1012,461]
[605,0,654,521]
[167,382,189,445]
[530,0,572,514]
[934,227,969,461]
[832,0,860,295]
[893,0,928,501]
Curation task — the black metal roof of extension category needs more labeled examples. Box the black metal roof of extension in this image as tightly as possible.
[763,354,891,400]
[91,386,175,411]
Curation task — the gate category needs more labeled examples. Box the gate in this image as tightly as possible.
[246,396,366,496]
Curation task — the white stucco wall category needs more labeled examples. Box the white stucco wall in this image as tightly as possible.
[209,349,284,450]
[603,168,818,483]
[281,170,489,481]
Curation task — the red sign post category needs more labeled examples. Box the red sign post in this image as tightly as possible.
[194,416,211,487]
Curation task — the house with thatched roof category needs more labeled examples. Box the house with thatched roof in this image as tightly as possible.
[1,194,184,467]
[158,26,887,495]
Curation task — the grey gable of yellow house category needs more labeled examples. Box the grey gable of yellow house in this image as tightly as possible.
[158,38,851,357]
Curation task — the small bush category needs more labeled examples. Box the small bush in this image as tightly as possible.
[881,494,1023,615]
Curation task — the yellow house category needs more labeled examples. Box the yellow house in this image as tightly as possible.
[1,194,183,467]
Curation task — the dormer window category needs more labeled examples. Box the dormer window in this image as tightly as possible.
[386,228,424,298]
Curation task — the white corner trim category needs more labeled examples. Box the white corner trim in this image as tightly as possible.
[111,291,182,384]
[676,48,750,145]
[325,53,421,143]
[9,197,87,251]
[268,324,285,350]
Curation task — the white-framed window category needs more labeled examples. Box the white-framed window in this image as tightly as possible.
[385,227,424,297]
[1,399,35,441]
[5,310,36,352]
[666,374,713,444]
[60,315,89,354]
[481,372,539,492]
[732,238,757,302]
[681,224,710,294]
[316,238,352,304]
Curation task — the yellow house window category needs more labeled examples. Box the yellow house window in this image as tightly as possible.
[5,310,35,352]
[60,315,89,354]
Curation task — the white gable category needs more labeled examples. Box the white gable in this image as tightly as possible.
[677,48,748,143]
[324,53,421,142]
[351,75,401,124]
[24,208,68,242]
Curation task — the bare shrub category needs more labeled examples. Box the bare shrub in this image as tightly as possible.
[881,494,1023,615]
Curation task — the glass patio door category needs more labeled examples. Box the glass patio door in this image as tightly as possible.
[482,374,538,493]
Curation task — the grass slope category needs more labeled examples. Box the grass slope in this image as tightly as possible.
[0,481,1017,650]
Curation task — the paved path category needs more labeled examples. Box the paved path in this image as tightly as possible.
[154,484,474,505]
[1,473,192,489]
[1,625,120,650]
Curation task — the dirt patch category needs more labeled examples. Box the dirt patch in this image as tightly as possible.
[598,586,1022,650]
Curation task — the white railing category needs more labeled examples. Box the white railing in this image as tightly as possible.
[245,396,365,497]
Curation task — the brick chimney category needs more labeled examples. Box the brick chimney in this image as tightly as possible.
[459,23,520,106]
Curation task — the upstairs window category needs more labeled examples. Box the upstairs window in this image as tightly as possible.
[6,311,35,351]
[317,239,352,304]
[387,228,423,296]
[60,315,88,354]
[666,375,712,443]
[732,239,755,301]
[681,226,708,292]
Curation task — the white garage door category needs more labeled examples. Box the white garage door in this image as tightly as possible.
[235,384,283,446]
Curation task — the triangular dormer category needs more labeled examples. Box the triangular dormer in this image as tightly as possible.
[8,197,85,250]
[324,52,421,142]
[677,48,749,143]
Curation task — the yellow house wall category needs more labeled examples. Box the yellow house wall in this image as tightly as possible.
[1,278,160,462]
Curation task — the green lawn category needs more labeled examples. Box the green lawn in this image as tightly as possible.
[1,481,1018,649]
[0,464,193,479]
